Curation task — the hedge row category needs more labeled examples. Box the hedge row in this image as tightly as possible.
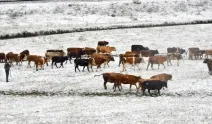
[1,20,212,40]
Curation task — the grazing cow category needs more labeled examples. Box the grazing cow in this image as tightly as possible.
[27,55,42,68]
[94,72,123,90]
[97,41,109,46]
[91,53,114,67]
[188,47,200,60]
[89,57,107,71]
[205,50,212,59]
[19,49,30,63]
[146,55,171,70]
[45,49,66,60]
[203,59,212,75]
[52,56,69,68]
[35,57,49,71]
[120,55,143,71]
[74,59,92,72]
[141,80,168,96]
[0,53,5,63]
[83,47,96,56]
[131,45,149,52]
[150,73,172,81]
[141,50,159,57]
[96,46,116,54]
[167,47,186,54]
[67,47,85,63]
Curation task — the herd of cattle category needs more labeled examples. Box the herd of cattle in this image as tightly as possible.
[0,41,212,96]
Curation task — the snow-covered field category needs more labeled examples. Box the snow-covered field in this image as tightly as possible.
[1,0,212,35]
[0,23,212,123]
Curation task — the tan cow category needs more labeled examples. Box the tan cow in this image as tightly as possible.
[188,47,200,60]
[146,55,171,70]
[150,73,172,81]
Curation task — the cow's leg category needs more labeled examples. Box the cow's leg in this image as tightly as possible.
[55,63,58,68]
[87,66,90,72]
[82,66,85,72]
[122,63,126,71]
[146,63,150,70]
[158,89,161,96]
[148,89,152,96]
[51,61,54,68]
[158,64,160,69]
[142,88,146,95]
[104,81,107,90]
[136,64,140,70]
[151,63,154,70]
[129,84,132,91]
[162,63,165,69]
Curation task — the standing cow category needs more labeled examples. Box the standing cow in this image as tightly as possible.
[141,80,168,96]
[203,59,212,75]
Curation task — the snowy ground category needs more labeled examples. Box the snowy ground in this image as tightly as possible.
[1,0,212,34]
[0,23,212,123]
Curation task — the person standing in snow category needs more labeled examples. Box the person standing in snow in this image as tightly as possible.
[4,60,11,82]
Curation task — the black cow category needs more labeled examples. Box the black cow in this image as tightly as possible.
[52,56,68,68]
[141,80,167,96]
[98,41,109,46]
[74,59,91,72]
[203,59,212,75]
[131,45,149,52]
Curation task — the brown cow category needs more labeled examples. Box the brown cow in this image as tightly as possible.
[120,55,143,71]
[188,47,200,60]
[94,72,123,90]
[35,57,49,71]
[141,50,159,57]
[0,53,5,63]
[205,50,212,59]
[83,47,96,56]
[67,47,84,63]
[150,73,172,81]
[203,59,212,75]
[96,46,116,53]
[6,52,21,65]
[89,57,107,71]
[27,55,42,68]
[114,74,142,93]
[118,51,141,67]
[146,55,171,70]
[91,53,114,67]
[19,50,30,65]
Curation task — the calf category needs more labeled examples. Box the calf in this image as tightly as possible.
[52,56,69,68]
[146,55,171,70]
[74,59,91,72]
[91,53,114,67]
[141,80,167,96]
[203,59,212,75]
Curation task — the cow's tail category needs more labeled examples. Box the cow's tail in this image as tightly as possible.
[94,74,103,77]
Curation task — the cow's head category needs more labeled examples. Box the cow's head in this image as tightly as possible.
[163,82,168,88]
[203,59,210,63]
